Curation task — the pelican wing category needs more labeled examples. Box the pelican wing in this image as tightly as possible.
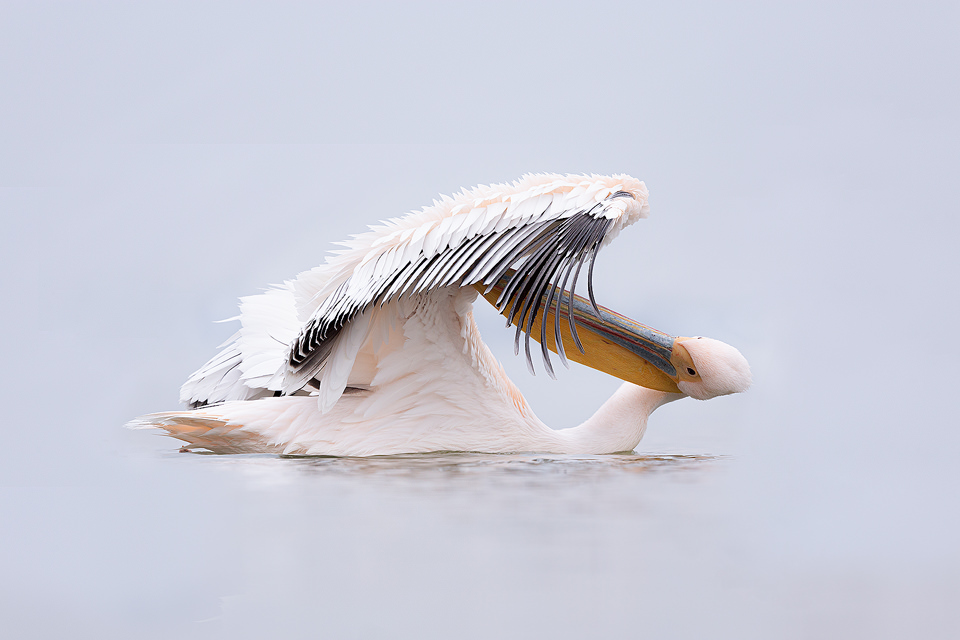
[284,174,650,407]
[180,174,650,411]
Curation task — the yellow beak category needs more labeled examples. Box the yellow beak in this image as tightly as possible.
[474,275,700,393]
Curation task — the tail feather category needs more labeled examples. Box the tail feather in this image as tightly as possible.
[125,411,282,454]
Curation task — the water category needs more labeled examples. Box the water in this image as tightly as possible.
[153,448,960,638]
[3,421,957,640]
[236,451,722,482]
[168,450,739,639]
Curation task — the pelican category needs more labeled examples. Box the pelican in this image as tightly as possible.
[128,173,751,455]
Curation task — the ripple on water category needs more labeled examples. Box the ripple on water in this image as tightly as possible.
[155,449,732,554]
[167,449,727,493]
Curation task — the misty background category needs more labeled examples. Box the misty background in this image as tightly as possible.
[1,1,958,638]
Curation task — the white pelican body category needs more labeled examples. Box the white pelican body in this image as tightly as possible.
[129,174,751,455]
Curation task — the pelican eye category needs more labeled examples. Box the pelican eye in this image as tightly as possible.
[686,367,696,376]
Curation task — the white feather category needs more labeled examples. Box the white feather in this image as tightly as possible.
[318,308,373,414]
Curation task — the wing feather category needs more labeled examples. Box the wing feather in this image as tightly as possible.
[182,174,650,412]
[284,174,649,400]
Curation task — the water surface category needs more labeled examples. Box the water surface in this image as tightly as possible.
[146,450,741,638]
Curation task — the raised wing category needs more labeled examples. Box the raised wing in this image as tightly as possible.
[180,174,650,412]
[284,174,650,408]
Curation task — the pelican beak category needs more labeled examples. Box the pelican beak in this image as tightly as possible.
[475,278,691,393]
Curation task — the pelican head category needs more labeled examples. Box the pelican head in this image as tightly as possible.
[670,336,752,400]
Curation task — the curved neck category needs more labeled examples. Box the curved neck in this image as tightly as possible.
[558,383,683,454]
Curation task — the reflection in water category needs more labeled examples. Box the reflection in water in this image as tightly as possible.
[94,445,745,637]
[181,450,724,489]
[161,449,736,637]
[169,451,729,522]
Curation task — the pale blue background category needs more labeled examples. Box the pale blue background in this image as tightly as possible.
[1,1,958,638]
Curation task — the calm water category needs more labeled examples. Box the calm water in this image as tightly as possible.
[156,449,960,639]
[208,450,723,483]
[171,450,738,639]
[3,431,957,640]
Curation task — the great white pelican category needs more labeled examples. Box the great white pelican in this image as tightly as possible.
[128,173,751,455]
